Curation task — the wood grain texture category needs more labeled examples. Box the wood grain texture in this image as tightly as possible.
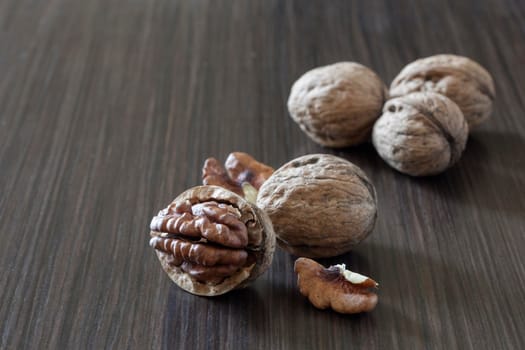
[1,0,524,349]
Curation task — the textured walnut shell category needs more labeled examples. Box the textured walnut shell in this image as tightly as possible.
[256,154,377,258]
[390,54,495,129]
[372,92,468,176]
[287,62,387,147]
[149,186,275,296]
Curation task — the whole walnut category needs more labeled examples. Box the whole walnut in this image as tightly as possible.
[390,54,495,129]
[287,62,387,147]
[372,92,468,176]
[256,154,377,258]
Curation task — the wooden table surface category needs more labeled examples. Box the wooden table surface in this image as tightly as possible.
[1,0,524,349]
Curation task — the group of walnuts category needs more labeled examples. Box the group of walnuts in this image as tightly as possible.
[148,54,495,314]
[289,54,495,176]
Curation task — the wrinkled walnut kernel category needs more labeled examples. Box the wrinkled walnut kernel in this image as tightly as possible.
[149,237,248,267]
[151,201,248,248]
[202,158,243,196]
[295,257,378,314]
[150,201,252,284]
[149,186,275,296]
[203,152,274,202]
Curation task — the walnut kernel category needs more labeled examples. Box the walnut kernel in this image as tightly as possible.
[149,185,275,296]
[202,152,274,202]
[295,257,378,314]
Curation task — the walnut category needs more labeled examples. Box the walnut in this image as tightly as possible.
[202,152,274,202]
[287,62,388,147]
[256,154,377,258]
[149,185,275,296]
[295,258,378,314]
[390,54,495,129]
[372,92,468,176]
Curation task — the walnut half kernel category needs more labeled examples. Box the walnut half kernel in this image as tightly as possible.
[295,257,379,314]
[202,152,274,203]
[149,185,275,296]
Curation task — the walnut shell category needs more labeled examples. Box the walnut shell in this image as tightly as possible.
[372,92,468,176]
[256,154,377,258]
[390,54,495,129]
[149,185,275,296]
[287,62,387,147]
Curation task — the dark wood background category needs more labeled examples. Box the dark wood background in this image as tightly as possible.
[1,0,524,349]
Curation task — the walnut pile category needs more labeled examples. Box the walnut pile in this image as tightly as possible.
[390,54,495,129]
[372,92,468,176]
[287,62,387,147]
[149,185,275,296]
[147,53,494,309]
[286,55,494,176]
[256,154,377,258]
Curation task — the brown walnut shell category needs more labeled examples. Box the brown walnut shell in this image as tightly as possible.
[287,62,387,147]
[149,185,275,296]
[390,54,495,129]
[372,92,468,176]
[256,154,377,258]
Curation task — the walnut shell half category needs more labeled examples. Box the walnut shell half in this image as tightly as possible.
[149,185,275,296]
[390,54,495,129]
[256,154,377,258]
[288,62,387,147]
[372,92,468,176]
